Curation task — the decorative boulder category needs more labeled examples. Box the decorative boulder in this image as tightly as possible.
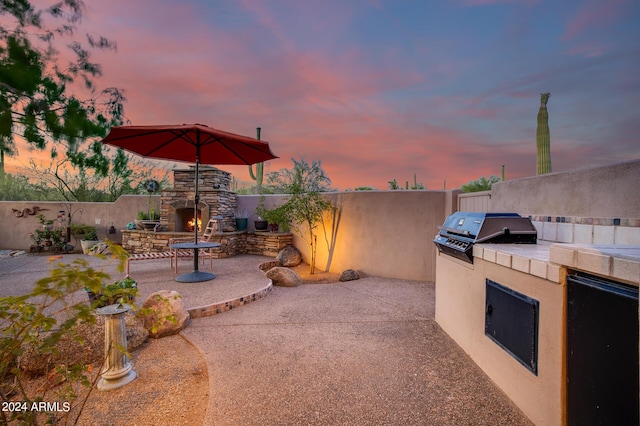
[265,267,303,287]
[139,290,191,338]
[339,269,360,282]
[258,259,282,272]
[276,246,303,267]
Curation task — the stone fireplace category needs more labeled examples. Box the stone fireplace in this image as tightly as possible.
[122,165,294,257]
[160,166,237,232]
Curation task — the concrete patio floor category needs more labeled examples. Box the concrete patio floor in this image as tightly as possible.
[0,252,532,425]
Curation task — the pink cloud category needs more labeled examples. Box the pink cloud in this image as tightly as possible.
[562,0,629,40]
[455,0,536,6]
[566,42,608,58]
[5,1,637,194]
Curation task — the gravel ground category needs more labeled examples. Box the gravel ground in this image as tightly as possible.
[185,277,533,426]
[73,334,208,425]
[2,253,533,425]
[10,334,208,426]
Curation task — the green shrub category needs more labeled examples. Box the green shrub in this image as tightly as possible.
[70,223,96,236]
[86,276,138,308]
[0,241,131,424]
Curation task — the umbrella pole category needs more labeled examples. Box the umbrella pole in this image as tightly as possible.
[194,159,200,271]
[195,131,201,245]
[193,130,202,273]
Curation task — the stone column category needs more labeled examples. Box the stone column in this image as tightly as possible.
[96,304,137,391]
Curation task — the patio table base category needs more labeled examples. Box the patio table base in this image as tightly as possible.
[176,271,216,283]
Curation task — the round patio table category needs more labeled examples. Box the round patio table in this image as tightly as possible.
[170,241,221,282]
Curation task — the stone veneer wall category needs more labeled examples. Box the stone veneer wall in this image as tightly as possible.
[245,232,293,257]
[161,166,238,232]
[122,230,293,258]
[172,166,231,191]
[206,231,246,258]
[122,230,186,254]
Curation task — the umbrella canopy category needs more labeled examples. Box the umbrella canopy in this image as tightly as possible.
[100,123,278,245]
[100,123,278,165]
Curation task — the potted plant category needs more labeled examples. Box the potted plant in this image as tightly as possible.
[135,211,148,230]
[29,231,43,252]
[71,223,94,252]
[235,208,249,231]
[85,276,138,309]
[30,214,68,253]
[141,208,161,230]
[254,215,268,231]
[254,196,268,231]
[70,223,93,238]
[149,208,161,221]
[80,227,100,254]
[50,228,66,252]
[257,204,290,232]
[33,214,54,246]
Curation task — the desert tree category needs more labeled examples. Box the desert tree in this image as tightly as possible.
[267,158,334,274]
[0,0,128,190]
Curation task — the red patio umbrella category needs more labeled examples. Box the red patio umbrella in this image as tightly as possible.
[100,123,278,244]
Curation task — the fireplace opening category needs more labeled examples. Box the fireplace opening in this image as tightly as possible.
[176,208,202,232]
[187,215,202,232]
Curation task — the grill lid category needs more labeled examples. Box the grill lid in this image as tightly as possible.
[434,212,537,264]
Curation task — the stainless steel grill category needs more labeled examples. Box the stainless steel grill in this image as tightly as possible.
[433,212,537,264]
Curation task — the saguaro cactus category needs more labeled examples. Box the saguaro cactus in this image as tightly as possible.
[248,127,264,190]
[536,92,552,175]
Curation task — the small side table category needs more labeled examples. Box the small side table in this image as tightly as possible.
[170,241,221,283]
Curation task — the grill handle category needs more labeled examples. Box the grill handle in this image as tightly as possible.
[438,226,473,238]
[475,228,537,243]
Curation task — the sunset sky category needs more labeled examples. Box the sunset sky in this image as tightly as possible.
[7,0,640,190]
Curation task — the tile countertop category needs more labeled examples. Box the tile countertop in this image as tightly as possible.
[549,244,640,286]
[473,242,640,286]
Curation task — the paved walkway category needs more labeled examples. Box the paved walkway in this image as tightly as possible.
[0,252,531,425]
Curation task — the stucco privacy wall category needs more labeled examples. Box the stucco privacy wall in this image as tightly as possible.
[1,191,453,281]
[239,191,451,282]
[323,191,450,281]
[490,159,640,218]
[0,195,153,250]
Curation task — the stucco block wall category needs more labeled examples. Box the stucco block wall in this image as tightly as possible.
[435,254,565,425]
[238,191,450,282]
[0,195,152,250]
[490,159,640,218]
[319,191,447,281]
[3,191,454,282]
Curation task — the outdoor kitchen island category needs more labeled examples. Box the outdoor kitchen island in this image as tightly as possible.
[435,241,640,425]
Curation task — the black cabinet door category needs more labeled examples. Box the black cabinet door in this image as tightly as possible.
[567,273,639,426]
[485,279,539,374]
